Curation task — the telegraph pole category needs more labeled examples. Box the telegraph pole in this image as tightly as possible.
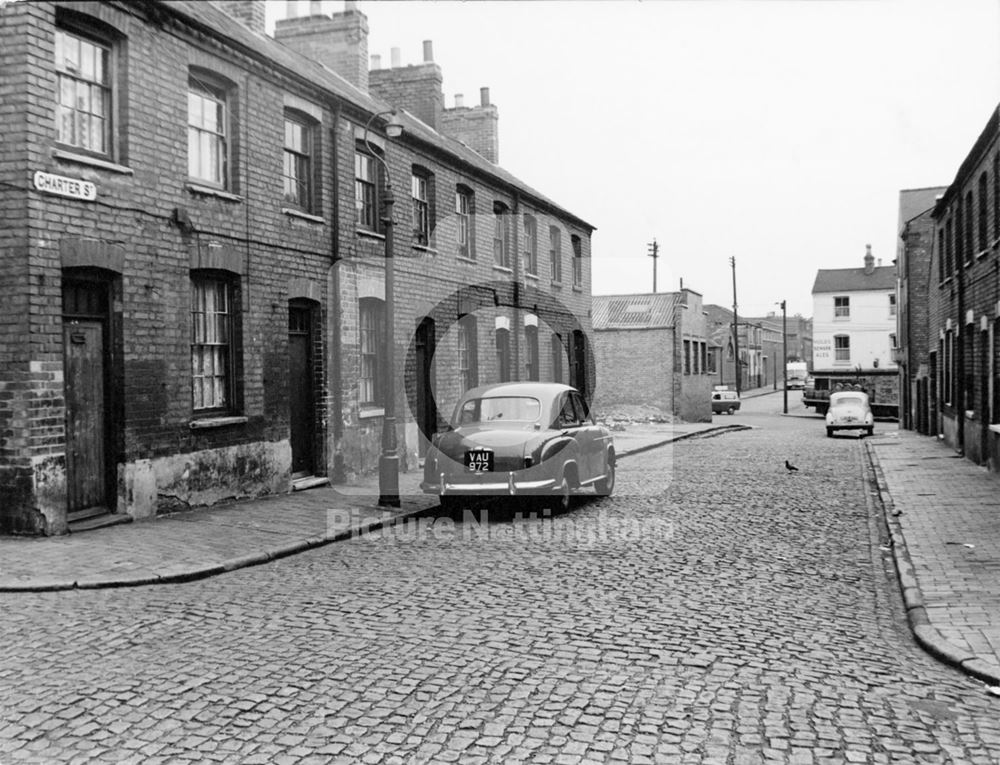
[730,256,741,395]
[781,299,788,414]
[647,238,659,293]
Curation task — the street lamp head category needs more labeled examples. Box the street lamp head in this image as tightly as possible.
[385,110,404,139]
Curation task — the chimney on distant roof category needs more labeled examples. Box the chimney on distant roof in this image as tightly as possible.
[274,1,370,91]
[441,84,500,163]
[864,243,875,275]
[213,1,266,36]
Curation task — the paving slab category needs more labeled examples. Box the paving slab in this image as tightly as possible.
[866,428,1000,685]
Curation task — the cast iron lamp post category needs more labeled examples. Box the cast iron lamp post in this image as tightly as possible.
[363,109,404,507]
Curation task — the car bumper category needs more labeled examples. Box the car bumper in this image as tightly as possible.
[421,472,560,497]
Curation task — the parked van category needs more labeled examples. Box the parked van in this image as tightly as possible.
[711,389,741,415]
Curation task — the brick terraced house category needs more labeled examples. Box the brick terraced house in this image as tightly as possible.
[926,104,1000,470]
[0,0,595,534]
[895,186,947,433]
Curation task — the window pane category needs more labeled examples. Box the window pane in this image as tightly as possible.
[80,40,95,81]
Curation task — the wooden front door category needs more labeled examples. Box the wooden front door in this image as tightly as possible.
[415,317,437,457]
[288,305,315,475]
[64,319,108,516]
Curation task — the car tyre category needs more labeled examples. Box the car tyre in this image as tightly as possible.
[866,427,874,437]
[552,475,572,513]
[439,495,462,517]
[595,456,615,497]
[727,406,735,415]
[826,427,833,438]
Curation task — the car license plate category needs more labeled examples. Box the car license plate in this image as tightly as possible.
[465,449,494,472]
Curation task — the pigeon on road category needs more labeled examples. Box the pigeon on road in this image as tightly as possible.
[785,460,799,472]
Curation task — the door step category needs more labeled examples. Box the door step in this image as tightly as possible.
[292,476,330,492]
[68,513,133,533]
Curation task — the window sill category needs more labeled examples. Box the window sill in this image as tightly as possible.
[832,316,850,321]
[940,277,953,287]
[53,148,134,175]
[190,415,248,430]
[989,424,1000,435]
[356,228,385,242]
[572,284,583,293]
[282,208,324,224]
[976,249,989,260]
[412,244,438,255]
[550,280,563,288]
[493,265,513,274]
[359,407,385,419]
[186,183,243,203]
[456,255,477,264]
[525,271,539,280]
[966,409,976,420]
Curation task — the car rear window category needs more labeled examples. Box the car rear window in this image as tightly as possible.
[835,396,864,406]
[457,396,542,426]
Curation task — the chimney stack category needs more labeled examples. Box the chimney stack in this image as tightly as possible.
[864,244,875,275]
[213,1,267,36]
[369,43,444,130]
[370,54,381,70]
[274,2,370,91]
[454,93,464,108]
[442,84,500,163]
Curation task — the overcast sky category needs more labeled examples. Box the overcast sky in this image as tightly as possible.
[267,0,1000,318]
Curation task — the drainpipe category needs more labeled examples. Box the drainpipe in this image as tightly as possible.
[957,218,966,455]
[512,190,521,380]
[329,107,345,481]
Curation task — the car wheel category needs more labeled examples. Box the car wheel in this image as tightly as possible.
[727,406,735,415]
[439,495,462,516]
[552,475,572,513]
[826,427,833,438]
[595,456,615,497]
[866,427,874,437]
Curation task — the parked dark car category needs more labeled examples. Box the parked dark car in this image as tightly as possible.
[421,382,615,512]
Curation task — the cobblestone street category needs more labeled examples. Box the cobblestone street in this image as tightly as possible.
[2,403,999,764]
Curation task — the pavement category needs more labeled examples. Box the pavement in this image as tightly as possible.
[0,419,744,594]
[865,428,1000,686]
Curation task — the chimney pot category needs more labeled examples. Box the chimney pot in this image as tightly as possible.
[309,0,323,15]
[345,0,358,10]
[480,87,490,106]
[371,54,381,69]
[286,0,299,18]
[391,47,401,67]
[454,93,464,108]
[423,40,433,62]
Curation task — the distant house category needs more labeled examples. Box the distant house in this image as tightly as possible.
[591,289,712,422]
[812,245,898,372]
[896,186,947,433]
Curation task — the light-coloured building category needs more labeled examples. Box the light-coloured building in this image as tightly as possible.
[812,246,898,372]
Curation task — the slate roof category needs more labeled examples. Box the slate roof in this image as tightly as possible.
[160,1,594,231]
[898,187,947,229]
[811,266,896,294]
[591,293,679,330]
